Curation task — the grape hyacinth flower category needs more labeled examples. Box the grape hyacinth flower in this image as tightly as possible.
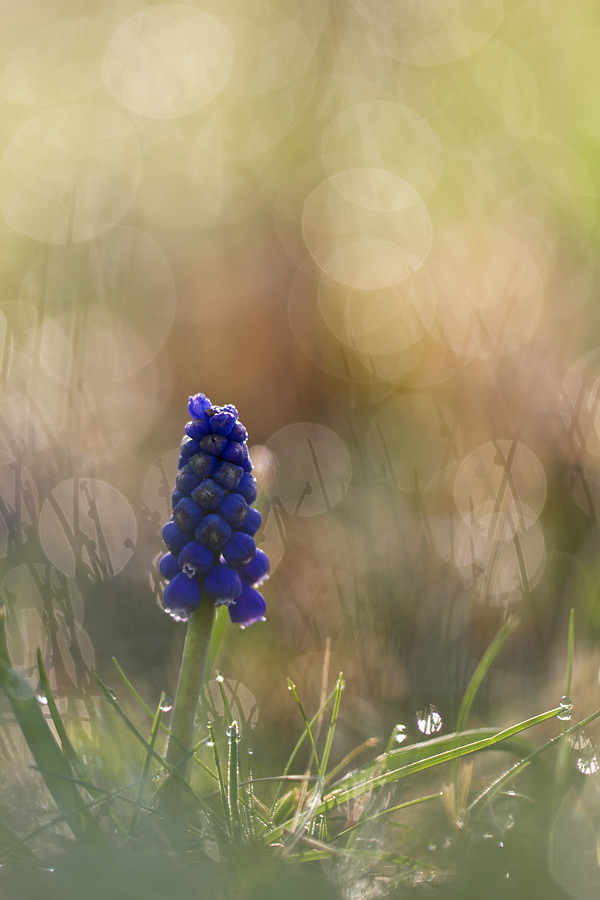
[158,393,269,628]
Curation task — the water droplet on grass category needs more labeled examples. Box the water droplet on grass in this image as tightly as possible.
[216,673,224,683]
[569,733,591,751]
[577,752,599,775]
[160,696,173,712]
[416,705,443,735]
[35,683,48,705]
[393,724,407,744]
[557,696,573,721]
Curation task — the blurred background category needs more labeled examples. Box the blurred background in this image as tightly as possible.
[2,0,600,857]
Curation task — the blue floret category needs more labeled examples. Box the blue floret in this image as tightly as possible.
[228,586,266,627]
[238,548,270,586]
[222,532,256,567]
[164,572,202,617]
[178,540,214,577]
[158,552,182,581]
[173,497,204,532]
[195,513,232,550]
[203,563,243,604]
[162,520,190,555]
[218,492,249,528]
[239,507,262,536]
[185,418,212,440]
[188,393,212,418]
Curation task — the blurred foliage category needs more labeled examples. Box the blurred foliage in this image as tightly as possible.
[1,0,600,895]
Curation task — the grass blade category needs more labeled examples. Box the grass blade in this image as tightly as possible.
[265,704,563,842]
[553,608,576,815]
[215,672,234,727]
[36,650,84,779]
[95,675,226,836]
[204,606,229,686]
[208,721,231,838]
[287,679,321,773]
[270,683,340,815]
[129,694,164,835]
[112,657,217,783]
[0,607,89,840]
[320,673,343,778]
[455,615,519,733]
[469,705,600,818]
[227,720,242,841]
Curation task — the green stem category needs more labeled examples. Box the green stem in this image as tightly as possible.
[166,596,216,778]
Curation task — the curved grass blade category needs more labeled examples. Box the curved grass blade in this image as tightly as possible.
[468,706,600,820]
[451,614,520,815]
[36,650,84,778]
[455,615,520,734]
[94,674,225,836]
[333,792,443,841]
[265,705,562,843]
[112,657,217,783]
[321,706,562,808]
[0,778,148,862]
[0,607,89,840]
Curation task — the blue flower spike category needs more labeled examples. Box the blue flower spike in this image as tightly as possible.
[157,393,269,626]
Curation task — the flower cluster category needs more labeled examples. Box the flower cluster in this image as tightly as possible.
[158,393,269,627]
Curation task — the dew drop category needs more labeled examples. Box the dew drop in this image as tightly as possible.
[206,740,215,748]
[416,705,443,735]
[248,748,254,755]
[557,696,573,721]
[577,752,599,775]
[569,733,591,751]
[107,688,117,700]
[35,683,48,705]
[216,673,224,683]
[160,696,173,712]
[393,724,407,744]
